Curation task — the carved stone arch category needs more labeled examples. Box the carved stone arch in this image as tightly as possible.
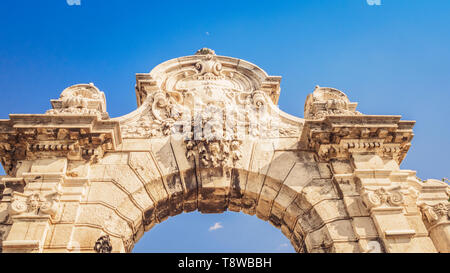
[75,138,358,253]
[0,48,448,253]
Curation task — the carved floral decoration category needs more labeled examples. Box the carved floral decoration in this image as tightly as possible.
[186,139,242,169]
[194,48,224,80]
[362,186,404,209]
[9,191,61,219]
[420,202,450,225]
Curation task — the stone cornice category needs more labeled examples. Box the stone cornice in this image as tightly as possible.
[0,114,122,176]
[300,115,415,163]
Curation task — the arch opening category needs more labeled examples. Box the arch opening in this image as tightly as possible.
[132,210,296,253]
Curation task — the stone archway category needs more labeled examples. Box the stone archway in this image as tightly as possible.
[72,141,358,253]
[0,48,448,253]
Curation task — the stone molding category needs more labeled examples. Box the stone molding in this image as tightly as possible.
[0,115,121,175]
[300,115,414,164]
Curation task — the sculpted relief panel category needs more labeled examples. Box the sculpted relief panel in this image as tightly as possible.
[118,48,300,141]
[0,48,448,253]
[46,83,109,120]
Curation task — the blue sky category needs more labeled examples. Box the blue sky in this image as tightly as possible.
[1,0,449,252]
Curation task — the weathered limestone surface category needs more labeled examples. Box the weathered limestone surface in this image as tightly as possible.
[0,49,448,253]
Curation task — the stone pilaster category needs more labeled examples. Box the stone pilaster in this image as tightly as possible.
[416,179,450,253]
[1,158,65,252]
[0,94,122,252]
[301,113,442,252]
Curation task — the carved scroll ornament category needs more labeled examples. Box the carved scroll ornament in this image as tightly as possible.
[362,186,405,210]
[9,191,61,219]
[420,202,450,225]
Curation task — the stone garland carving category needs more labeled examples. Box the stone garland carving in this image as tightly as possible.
[186,139,242,169]
[183,103,243,168]
[94,235,112,253]
[9,191,61,219]
[420,202,450,225]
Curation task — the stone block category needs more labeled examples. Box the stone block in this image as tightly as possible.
[352,154,384,169]
[352,217,379,239]
[283,162,320,193]
[98,152,129,165]
[313,199,349,223]
[30,158,67,174]
[283,201,304,230]
[343,196,370,217]
[49,224,73,248]
[301,178,338,207]
[332,241,361,253]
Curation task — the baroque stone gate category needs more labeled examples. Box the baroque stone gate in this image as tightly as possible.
[0,49,448,253]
